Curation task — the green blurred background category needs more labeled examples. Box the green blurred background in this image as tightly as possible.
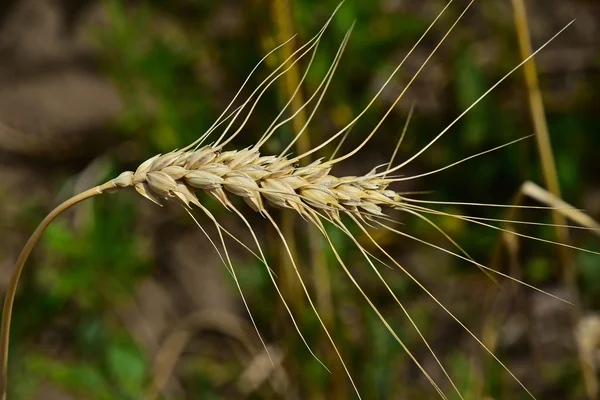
[0,0,599,398]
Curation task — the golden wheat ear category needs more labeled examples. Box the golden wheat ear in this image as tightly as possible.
[114,6,584,398]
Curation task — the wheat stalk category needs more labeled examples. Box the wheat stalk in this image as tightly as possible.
[2,1,598,399]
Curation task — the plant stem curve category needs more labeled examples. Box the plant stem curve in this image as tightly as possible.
[0,180,117,399]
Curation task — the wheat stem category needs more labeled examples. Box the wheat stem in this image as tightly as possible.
[0,180,116,399]
[511,3,593,395]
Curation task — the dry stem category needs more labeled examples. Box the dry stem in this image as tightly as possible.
[0,180,116,399]
[269,1,341,396]
[510,0,574,287]
[511,0,594,397]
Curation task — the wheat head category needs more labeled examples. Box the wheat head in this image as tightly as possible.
[112,146,399,219]
[82,1,600,398]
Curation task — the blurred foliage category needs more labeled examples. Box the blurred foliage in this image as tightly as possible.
[7,0,600,399]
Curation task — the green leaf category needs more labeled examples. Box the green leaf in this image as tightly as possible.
[26,355,112,400]
[106,341,147,396]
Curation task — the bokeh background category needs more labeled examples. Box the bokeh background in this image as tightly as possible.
[1,0,600,399]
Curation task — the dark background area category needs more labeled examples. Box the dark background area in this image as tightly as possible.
[1,0,599,398]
